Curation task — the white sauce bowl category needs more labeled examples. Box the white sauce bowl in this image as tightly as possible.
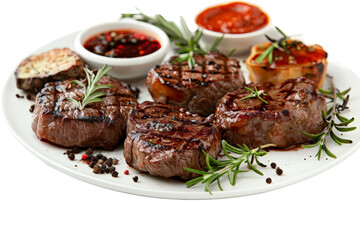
[74,19,170,80]
[198,23,274,56]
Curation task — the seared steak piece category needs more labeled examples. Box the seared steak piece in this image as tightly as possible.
[215,77,327,149]
[124,101,222,180]
[32,76,137,149]
[16,48,85,93]
[146,53,245,116]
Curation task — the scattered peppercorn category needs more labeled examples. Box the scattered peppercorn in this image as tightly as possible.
[270,162,277,169]
[132,176,139,182]
[276,168,283,176]
[112,158,119,165]
[101,156,107,161]
[29,104,35,113]
[26,94,33,100]
[124,170,129,175]
[105,159,113,167]
[96,154,103,159]
[89,161,97,168]
[266,177,272,184]
[111,171,119,178]
[85,148,93,155]
[68,153,75,160]
[93,164,101,174]
[109,166,116,173]
[15,93,24,98]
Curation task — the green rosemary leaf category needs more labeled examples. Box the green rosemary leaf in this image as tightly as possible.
[183,167,208,175]
[255,44,274,63]
[217,178,223,191]
[180,16,192,40]
[184,140,271,194]
[210,35,224,52]
[318,88,332,95]
[301,141,320,149]
[330,131,342,145]
[226,48,237,57]
[330,131,353,144]
[335,117,354,126]
[322,144,337,159]
[300,130,325,139]
[246,158,264,176]
[68,65,113,110]
[70,80,86,88]
[334,126,357,132]
[335,113,349,123]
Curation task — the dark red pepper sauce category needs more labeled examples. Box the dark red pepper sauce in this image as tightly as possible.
[84,30,161,58]
[195,2,269,34]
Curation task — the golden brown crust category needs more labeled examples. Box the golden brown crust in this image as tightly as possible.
[15,48,85,93]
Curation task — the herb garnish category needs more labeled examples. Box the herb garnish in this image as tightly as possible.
[67,65,113,110]
[184,140,275,195]
[301,76,356,160]
[254,27,302,65]
[121,12,224,70]
[240,86,268,104]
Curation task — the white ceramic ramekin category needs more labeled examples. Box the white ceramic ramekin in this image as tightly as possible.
[74,19,170,80]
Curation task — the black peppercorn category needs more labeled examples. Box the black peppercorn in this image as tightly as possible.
[270,162,276,169]
[68,153,75,160]
[276,168,283,176]
[266,178,272,184]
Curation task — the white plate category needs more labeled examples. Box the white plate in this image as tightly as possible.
[3,32,360,199]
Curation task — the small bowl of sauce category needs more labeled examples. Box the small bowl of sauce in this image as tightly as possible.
[195,2,272,55]
[74,19,169,80]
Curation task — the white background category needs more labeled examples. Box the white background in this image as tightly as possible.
[1,0,359,239]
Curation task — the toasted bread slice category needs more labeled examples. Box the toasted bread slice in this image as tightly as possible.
[15,48,85,92]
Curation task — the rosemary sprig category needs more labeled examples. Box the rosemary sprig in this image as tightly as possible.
[240,86,268,104]
[121,12,224,69]
[67,65,113,110]
[172,29,207,70]
[184,140,275,195]
[254,27,300,65]
[301,78,356,160]
[121,12,188,44]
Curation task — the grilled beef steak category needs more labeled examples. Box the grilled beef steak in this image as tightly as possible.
[124,101,222,180]
[16,48,85,93]
[215,77,327,149]
[32,76,137,149]
[146,53,245,116]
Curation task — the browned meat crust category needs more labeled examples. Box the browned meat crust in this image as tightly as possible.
[124,101,222,180]
[32,76,137,149]
[146,53,245,116]
[215,77,327,149]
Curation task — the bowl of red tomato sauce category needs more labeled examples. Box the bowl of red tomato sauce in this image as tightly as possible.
[74,19,169,80]
[195,2,272,55]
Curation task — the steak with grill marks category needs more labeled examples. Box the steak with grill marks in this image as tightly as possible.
[32,76,137,149]
[146,53,245,116]
[123,101,222,180]
[215,77,327,149]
